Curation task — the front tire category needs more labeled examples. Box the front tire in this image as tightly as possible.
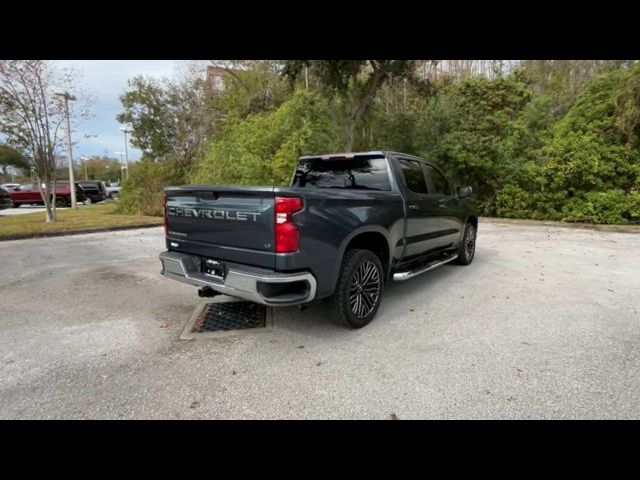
[327,249,384,329]
[83,196,92,205]
[456,222,476,265]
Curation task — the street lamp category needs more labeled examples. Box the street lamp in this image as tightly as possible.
[55,91,78,209]
[120,127,131,179]
[80,156,89,181]
[114,151,125,181]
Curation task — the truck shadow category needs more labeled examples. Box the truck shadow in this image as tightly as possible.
[272,253,492,337]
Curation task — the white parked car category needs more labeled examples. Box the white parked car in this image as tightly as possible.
[104,181,121,199]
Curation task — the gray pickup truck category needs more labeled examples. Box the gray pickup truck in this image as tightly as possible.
[160,151,477,328]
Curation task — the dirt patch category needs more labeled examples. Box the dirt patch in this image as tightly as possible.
[92,266,145,285]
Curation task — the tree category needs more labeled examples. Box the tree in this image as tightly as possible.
[190,89,340,187]
[517,60,632,117]
[542,66,640,222]
[0,60,87,222]
[208,60,289,119]
[0,144,29,180]
[614,61,640,148]
[283,60,429,151]
[117,73,217,171]
[73,155,123,182]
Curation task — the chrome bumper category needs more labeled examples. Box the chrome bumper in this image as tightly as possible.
[159,251,316,306]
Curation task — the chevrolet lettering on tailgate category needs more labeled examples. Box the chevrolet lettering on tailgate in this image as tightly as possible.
[167,207,262,222]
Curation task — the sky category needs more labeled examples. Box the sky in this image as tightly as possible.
[52,60,193,161]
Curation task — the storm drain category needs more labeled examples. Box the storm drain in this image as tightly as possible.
[180,297,272,340]
[194,301,266,332]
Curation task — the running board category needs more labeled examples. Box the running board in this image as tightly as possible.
[392,254,458,282]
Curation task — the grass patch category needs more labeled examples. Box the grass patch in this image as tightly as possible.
[0,201,162,239]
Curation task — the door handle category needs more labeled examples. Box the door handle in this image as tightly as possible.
[408,204,420,210]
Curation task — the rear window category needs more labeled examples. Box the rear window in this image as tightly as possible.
[292,156,391,191]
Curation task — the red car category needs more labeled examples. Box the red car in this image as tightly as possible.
[9,181,86,208]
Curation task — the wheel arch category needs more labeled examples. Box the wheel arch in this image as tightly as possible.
[338,227,392,280]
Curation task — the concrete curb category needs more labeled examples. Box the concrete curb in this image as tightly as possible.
[479,216,640,234]
[0,223,162,242]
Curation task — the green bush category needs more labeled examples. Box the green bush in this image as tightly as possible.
[495,184,533,219]
[190,89,341,186]
[116,62,640,225]
[561,190,633,224]
[115,159,183,216]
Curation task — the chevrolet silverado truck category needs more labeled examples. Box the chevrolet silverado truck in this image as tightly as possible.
[159,151,477,328]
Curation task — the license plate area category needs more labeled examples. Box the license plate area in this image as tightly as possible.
[202,259,226,279]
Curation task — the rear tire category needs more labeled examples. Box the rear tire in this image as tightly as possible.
[456,222,476,265]
[327,249,384,329]
[54,196,68,208]
[83,196,92,205]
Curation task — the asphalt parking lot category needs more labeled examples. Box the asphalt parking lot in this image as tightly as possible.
[1,221,639,419]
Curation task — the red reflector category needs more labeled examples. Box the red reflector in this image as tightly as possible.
[274,196,303,253]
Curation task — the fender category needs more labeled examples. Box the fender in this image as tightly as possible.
[337,225,393,275]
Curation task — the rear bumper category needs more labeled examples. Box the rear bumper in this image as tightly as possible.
[159,251,317,306]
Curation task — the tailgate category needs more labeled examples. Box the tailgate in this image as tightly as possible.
[165,186,276,268]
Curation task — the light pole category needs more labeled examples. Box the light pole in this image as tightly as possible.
[120,127,131,179]
[114,151,126,181]
[80,156,89,180]
[55,91,78,209]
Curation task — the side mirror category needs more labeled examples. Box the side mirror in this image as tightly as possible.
[458,186,473,198]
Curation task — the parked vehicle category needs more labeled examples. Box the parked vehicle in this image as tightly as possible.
[104,181,121,199]
[159,151,477,328]
[0,187,13,210]
[1,183,19,191]
[10,181,87,208]
[77,181,107,204]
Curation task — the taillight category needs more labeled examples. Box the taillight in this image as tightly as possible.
[274,196,303,253]
[162,192,168,237]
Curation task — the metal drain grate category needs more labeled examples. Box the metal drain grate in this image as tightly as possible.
[193,301,267,333]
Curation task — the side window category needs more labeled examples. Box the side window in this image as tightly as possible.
[397,159,428,194]
[424,165,451,195]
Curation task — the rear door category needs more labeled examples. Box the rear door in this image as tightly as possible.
[79,182,99,197]
[422,164,464,248]
[165,186,276,269]
[395,157,443,260]
[12,183,40,203]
